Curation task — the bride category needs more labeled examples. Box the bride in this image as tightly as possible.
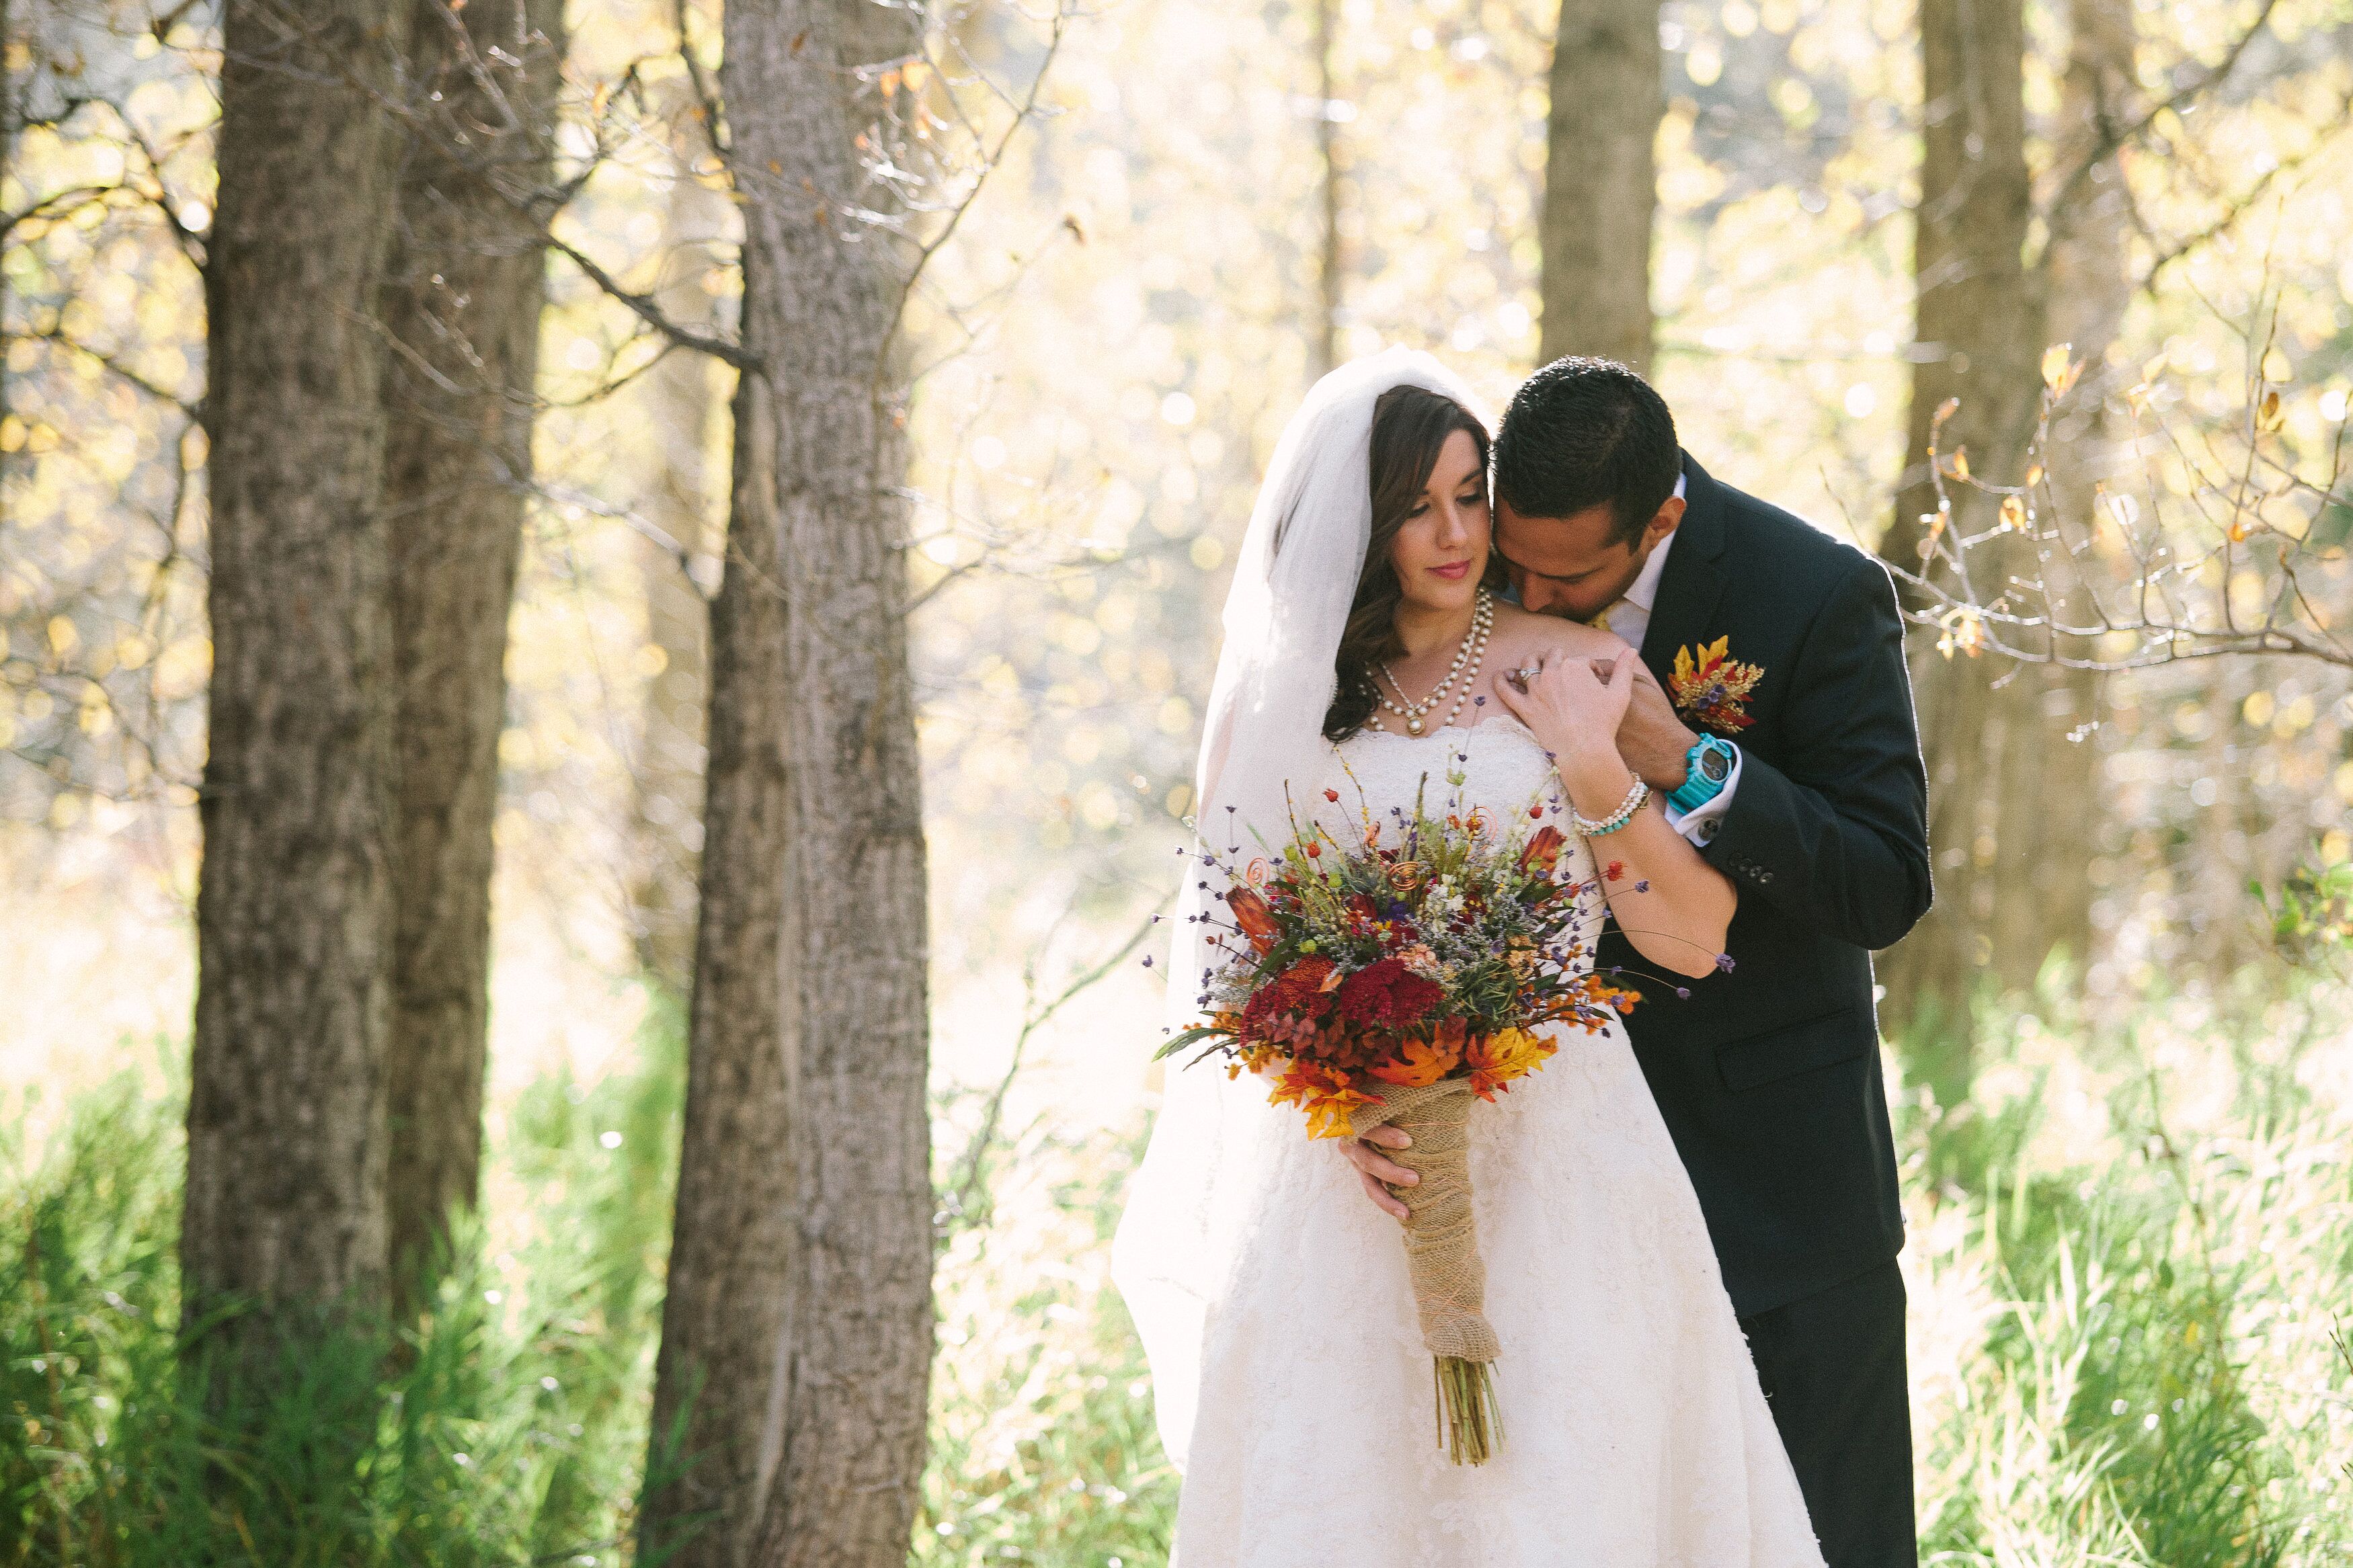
[1113,349,1824,1567]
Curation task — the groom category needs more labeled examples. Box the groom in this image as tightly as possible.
[1359,358,1932,1564]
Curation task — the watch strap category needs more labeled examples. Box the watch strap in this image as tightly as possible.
[1667,736,1737,815]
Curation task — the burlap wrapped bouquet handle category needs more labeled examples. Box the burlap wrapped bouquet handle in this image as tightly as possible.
[1348,1076,1502,1464]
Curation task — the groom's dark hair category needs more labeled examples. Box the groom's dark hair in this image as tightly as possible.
[1493,357,1681,548]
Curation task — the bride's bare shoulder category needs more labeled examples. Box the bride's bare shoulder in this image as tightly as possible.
[1487,602,1630,657]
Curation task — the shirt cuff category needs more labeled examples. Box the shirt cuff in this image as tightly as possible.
[1661,745,1743,847]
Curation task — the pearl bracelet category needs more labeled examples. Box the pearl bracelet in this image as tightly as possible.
[1571,776,1649,838]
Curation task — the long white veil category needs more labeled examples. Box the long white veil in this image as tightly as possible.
[1111,347,1490,1470]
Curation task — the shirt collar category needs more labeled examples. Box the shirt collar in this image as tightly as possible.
[1620,470,1689,614]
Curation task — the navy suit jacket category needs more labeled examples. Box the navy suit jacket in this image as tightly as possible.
[1597,452,1932,1317]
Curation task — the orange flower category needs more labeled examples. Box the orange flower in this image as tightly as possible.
[1519,825,1565,876]
[1227,885,1280,952]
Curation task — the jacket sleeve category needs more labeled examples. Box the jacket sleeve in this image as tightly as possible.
[1701,552,1932,951]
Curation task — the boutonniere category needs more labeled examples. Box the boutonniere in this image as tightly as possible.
[1669,637,1763,735]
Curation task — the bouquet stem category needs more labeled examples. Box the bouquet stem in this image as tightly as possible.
[1348,1077,1502,1465]
[1435,1354,1502,1466]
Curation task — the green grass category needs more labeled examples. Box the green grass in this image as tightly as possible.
[5,976,2350,1565]
[1905,979,2353,1565]
[918,1118,1176,1567]
[0,1014,681,1566]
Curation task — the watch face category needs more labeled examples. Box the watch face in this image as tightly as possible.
[1700,748,1731,782]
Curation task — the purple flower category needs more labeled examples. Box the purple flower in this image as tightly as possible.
[1634,880,1651,893]
[1142,956,1154,967]
[1675,987,1692,1000]
[1715,953,1736,973]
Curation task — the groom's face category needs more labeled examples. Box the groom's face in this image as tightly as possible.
[1492,497,1683,624]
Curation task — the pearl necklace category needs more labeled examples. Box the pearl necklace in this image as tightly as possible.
[1369,589,1492,736]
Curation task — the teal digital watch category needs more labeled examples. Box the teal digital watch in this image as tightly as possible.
[1667,735,1739,815]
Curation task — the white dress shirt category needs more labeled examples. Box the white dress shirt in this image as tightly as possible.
[1599,473,1743,847]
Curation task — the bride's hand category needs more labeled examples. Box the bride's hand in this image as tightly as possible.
[1493,644,1638,766]
[1342,1126,1416,1221]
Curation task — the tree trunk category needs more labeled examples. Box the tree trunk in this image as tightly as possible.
[184,0,414,1358]
[1539,0,1661,371]
[1308,0,1341,378]
[1874,0,2041,1091]
[631,138,729,997]
[644,3,935,1565]
[1,0,12,485]
[378,0,563,1319]
[1989,0,2137,988]
[642,374,795,1567]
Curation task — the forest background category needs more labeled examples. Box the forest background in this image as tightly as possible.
[3,0,2353,1563]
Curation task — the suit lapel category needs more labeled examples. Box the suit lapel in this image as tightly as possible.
[1638,451,1730,686]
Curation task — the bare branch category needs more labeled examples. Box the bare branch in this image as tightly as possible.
[672,0,731,159]
[541,222,760,371]
[5,328,200,415]
[2043,0,2285,222]
[938,905,1162,1235]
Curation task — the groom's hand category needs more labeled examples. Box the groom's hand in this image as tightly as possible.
[1617,663,1701,791]
[1343,1127,1417,1221]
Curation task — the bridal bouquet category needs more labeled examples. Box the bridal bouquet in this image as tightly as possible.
[1158,761,1636,1464]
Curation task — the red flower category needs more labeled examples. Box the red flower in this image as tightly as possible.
[1324,788,1341,802]
[1265,955,1337,1011]
[1336,957,1443,1029]
[1604,860,1626,882]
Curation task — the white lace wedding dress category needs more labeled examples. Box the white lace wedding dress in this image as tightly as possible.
[1125,713,1825,1568]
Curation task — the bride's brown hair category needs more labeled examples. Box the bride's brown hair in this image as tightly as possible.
[1322,386,1501,742]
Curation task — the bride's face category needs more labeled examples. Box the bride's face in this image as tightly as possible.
[1386,429,1490,616]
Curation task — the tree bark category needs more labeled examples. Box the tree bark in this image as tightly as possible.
[1308,0,1341,378]
[184,0,414,1356]
[1875,0,2041,1089]
[378,0,563,1319]
[642,372,794,1567]
[1,0,13,483]
[1539,0,1661,372]
[1989,0,2137,987]
[644,3,934,1565]
[631,136,729,997]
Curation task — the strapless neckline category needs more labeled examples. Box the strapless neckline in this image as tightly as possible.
[1347,713,1543,749]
